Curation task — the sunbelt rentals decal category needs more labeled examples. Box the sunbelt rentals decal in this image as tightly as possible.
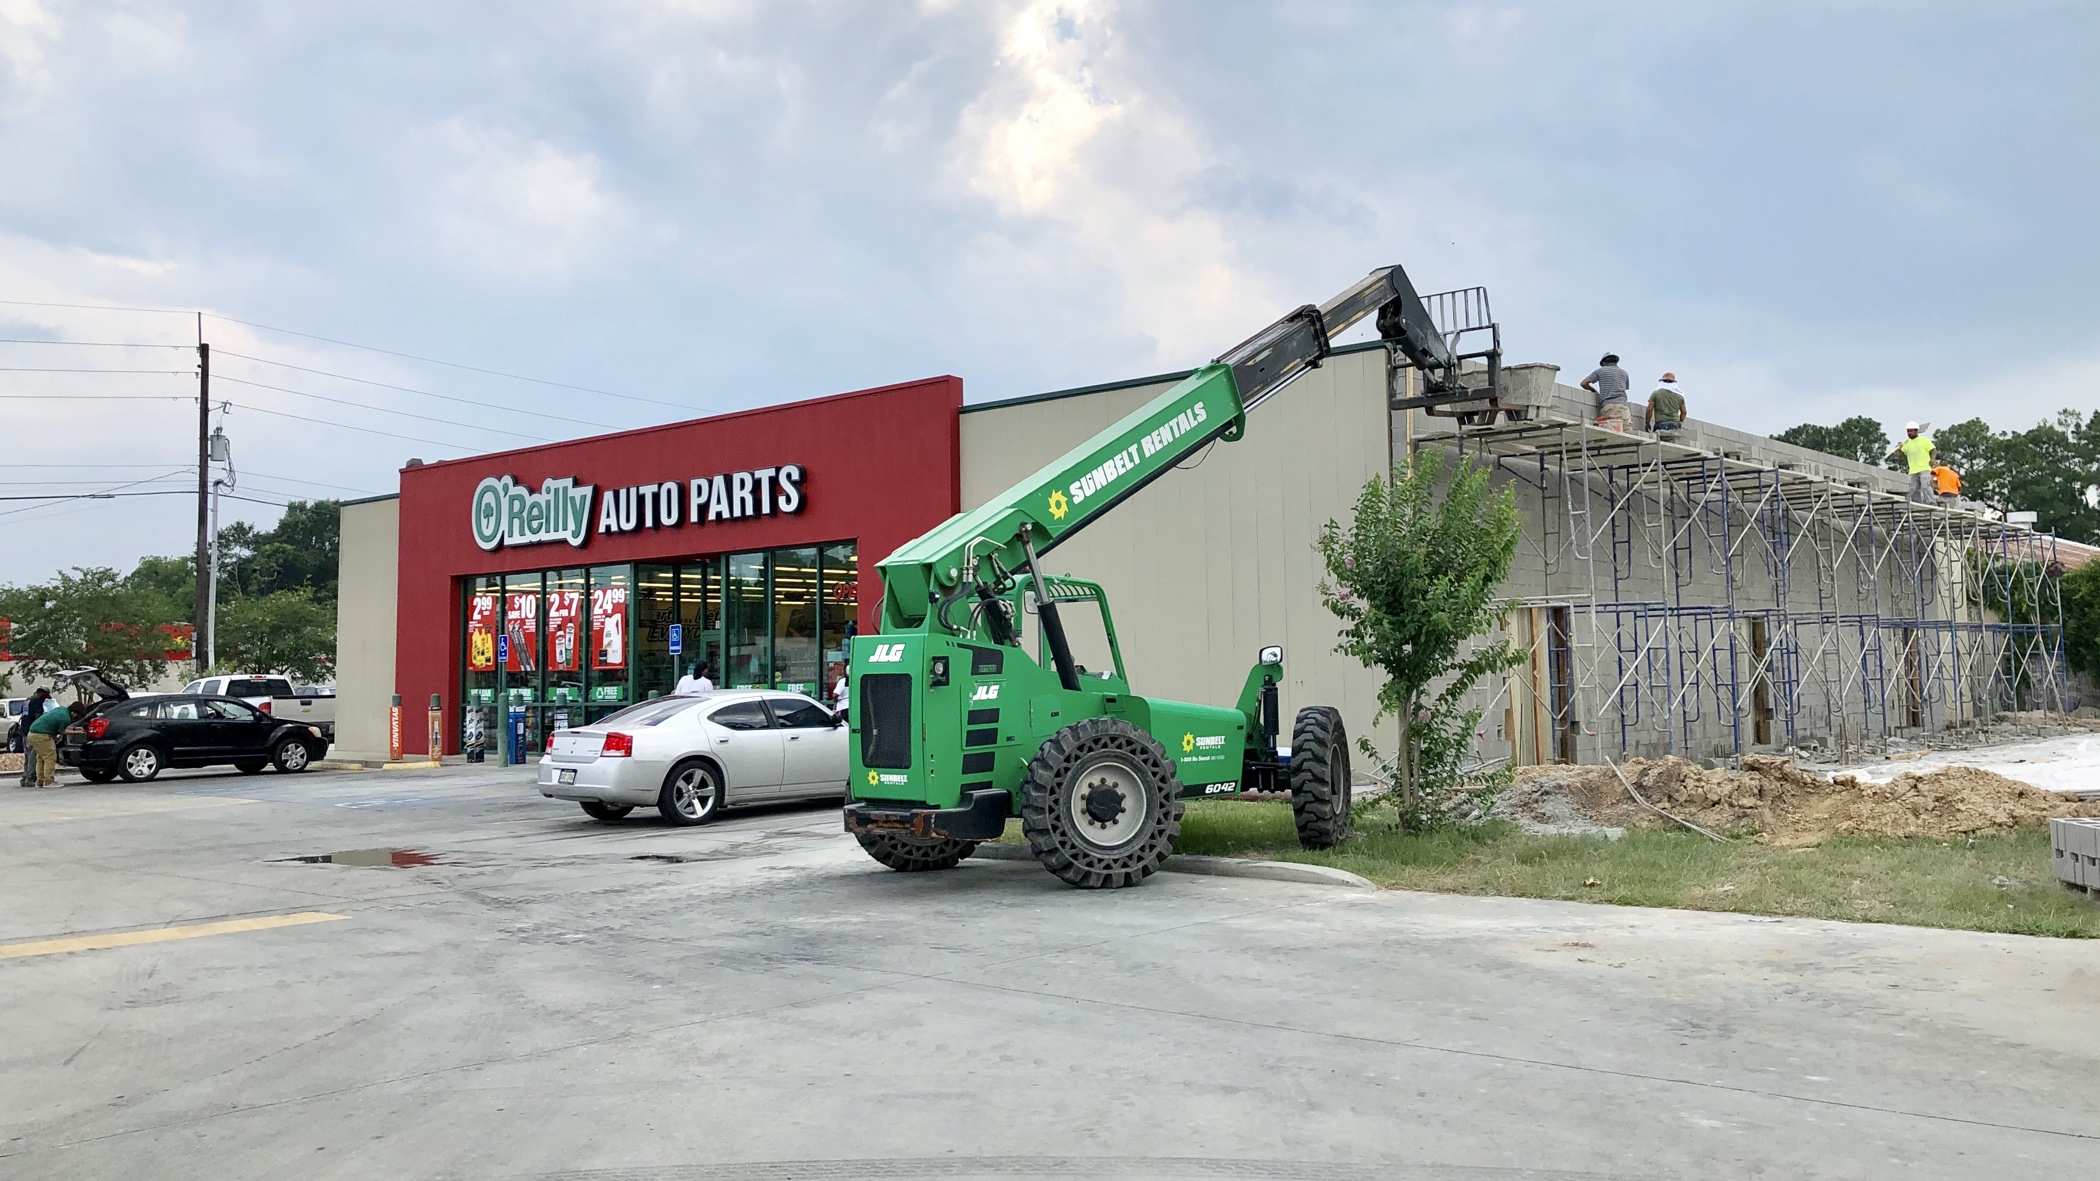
[1049,399,1210,522]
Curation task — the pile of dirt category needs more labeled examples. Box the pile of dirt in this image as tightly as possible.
[1504,754,2100,845]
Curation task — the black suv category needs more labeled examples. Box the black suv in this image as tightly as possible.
[53,669,329,783]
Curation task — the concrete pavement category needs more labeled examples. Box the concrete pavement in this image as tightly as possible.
[2,763,2096,1180]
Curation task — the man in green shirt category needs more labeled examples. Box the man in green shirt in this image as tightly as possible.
[1645,372,1687,436]
[1888,421,1936,503]
[26,698,77,788]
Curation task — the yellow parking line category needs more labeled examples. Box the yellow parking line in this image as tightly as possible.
[0,911,348,960]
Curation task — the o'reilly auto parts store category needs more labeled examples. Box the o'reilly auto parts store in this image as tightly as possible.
[333,348,1398,763]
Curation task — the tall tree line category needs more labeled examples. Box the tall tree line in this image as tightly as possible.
[0,500,341,688]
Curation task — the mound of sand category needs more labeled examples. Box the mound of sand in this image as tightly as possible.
[1505,754,2100,845]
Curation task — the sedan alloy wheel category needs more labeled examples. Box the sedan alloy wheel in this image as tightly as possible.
[659,760,720,826]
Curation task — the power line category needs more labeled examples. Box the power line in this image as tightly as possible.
[242,470,381,495]
[0,297,193,315]
[226,402,476,450]
[3,296,704,414]
[0,338,191,348]
[0,469,194,517]
[205,313,701,412]
[0,394,193,401]
[0,477,196,486]
[212,373,553,441]
[0,367,191,374]
[214,349,609,429]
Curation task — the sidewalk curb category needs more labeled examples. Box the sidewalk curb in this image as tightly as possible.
[312,760,369,772]
[380,760,443,771]
[972,842,1376,889]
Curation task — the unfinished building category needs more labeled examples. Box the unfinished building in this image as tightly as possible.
[1403,365,2075,766]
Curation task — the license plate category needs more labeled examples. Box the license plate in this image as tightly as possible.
[558,769,576,786]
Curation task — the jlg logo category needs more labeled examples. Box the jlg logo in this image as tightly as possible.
[970,684,1000,702]
[866,643,907,663]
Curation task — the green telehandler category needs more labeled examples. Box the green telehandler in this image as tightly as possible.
[844,264,1499,888]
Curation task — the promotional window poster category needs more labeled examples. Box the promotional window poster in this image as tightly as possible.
[545,590,582,672]
[467,593,497,671]
[504,591,540,672]
[591,585,628,670]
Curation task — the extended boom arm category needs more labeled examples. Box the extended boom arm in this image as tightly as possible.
[875,264,1466,652]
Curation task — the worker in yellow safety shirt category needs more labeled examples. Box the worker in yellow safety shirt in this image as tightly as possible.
[1932,464,1960,504]
[1887,421,1935,503]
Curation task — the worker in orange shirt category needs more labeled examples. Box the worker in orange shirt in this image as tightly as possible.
[1931,463,1960,505]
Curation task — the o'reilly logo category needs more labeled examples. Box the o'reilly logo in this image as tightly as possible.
[473,476,594,552]
[470,463,807,550]
[866,644,907,664]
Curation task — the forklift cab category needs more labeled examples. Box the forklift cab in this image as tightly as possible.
[1010,575,1129,693]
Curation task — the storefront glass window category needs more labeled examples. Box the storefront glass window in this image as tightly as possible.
[502,572,543,705]
[463,574,502,753]
[679,559,722,685]
[820,542,858,704]
[544,569,586,706]
[724,552,769,688]
[635,564,678,700]
[772,546,819,694]
[460,544,855,726]
[587,565,631,715]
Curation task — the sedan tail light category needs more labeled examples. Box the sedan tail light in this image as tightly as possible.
[600,732,634,758]
[84,716,109,739]
[546,731,558,753]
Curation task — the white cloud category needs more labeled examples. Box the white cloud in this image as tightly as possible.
[0,0,61,94]
[952,0,1276,365]
[416,120,624,280]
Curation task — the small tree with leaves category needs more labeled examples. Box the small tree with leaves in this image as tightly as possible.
[0,566,187,690]
[1316,448,1522,832]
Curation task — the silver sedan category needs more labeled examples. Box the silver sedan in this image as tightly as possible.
[536,690,849,824]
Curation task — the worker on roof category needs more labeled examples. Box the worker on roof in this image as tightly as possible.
[1932,463,1961,504]
[1888,421,1936,504]
[1581,353,1632,431]
[1645,372,1686,437]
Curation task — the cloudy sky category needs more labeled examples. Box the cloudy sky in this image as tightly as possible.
[1,0,2094,586]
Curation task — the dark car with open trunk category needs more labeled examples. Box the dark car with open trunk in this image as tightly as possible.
[52,669,329,783]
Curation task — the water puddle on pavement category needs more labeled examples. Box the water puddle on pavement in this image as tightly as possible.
[276,848,448,868]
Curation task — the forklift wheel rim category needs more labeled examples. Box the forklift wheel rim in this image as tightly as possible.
[1066,754,1148,850]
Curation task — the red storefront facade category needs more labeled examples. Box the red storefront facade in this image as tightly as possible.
[392,376,961,757]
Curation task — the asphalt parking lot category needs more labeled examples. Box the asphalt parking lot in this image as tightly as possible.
[3,764,2097,1180]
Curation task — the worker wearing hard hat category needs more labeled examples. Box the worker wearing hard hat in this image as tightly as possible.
[1645,373,1687,437]
[1887,421,1936,504]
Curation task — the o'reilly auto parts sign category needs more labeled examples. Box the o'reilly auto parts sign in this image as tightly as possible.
[472,465,805,552]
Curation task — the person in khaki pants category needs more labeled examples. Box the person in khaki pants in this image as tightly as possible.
[25,700,74,787]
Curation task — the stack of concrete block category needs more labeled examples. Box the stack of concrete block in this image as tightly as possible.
[2051,818,2100,893]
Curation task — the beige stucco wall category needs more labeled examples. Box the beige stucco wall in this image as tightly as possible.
[334,495,400,760]
[959,347,1396,759]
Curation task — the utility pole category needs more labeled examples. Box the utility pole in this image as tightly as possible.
[193,321,211,675]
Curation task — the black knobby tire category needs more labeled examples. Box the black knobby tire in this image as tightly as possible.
[658,759,720,826]
[581,801,633,822]
[236,761,268,775]
[1020,717,1184,889]
[80,767,118,784]
[1290,706,1352,850]
[854,831,977,872]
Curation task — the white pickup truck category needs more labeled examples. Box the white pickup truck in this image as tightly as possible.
[182,675,336,742]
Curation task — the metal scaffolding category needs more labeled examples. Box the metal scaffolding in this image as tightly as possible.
[1421,420,2069,762]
